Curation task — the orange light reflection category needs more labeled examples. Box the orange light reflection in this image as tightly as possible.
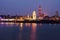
[30,23,37,40]
[20,23,23,30]
[25,23,30,27]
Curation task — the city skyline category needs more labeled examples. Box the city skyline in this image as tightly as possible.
[0,0,60,16]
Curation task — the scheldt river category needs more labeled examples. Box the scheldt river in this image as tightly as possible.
[0,22,60,40]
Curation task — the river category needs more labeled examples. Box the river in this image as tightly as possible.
[0,22,60,40]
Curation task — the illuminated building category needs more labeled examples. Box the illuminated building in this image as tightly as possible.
[54,11,59,20]
[49,11,59,20]
[38,5,43,17]
[55,11,59,17]
[38,5,44,20]
[32,11,36,20]
[27,14,30,20]
[44,13,47,17]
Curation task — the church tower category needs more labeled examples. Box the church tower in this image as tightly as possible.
[38,5,43,17]
[55,11,59,17]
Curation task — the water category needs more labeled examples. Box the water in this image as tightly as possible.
[0,23,60,40]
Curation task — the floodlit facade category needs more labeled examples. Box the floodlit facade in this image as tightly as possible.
[32,11,36,20]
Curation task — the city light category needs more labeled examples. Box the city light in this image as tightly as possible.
[0,5,60,23]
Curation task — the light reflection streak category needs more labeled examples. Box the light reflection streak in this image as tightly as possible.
[16,23,19,26]
[0,22,14,24]
[5,22,14,26]
[39,23,42,26]
[54,24,57,26]
[49,23,52,25]
[49,24,57,26]
[25,23,30,27]
[8,22,15,26]
[19,23,23,30]
[0,22,15,26]
[18,27,22,40]
[18,23,23,40]
[30,23,37,40]
[8,22,14,24]
[0,22,4,24]
[4,22,9,26]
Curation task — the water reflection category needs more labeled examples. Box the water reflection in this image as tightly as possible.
[39,23,42,26]
[16,23,19,26]
[18,31,22,40]
[19,23,23,30]
[30,23,37,40]
[0,22,60,40]
[25,23,31,27]
[0,22,4,24]
[0,22,15,27]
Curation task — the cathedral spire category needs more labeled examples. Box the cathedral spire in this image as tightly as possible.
[38,5,43,17]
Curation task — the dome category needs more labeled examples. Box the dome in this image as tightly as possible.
[33,11,36,15]
[32,11,36,20]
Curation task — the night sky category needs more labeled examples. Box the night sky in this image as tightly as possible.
[0,0,60,16]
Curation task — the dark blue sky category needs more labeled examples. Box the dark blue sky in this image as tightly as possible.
[0,0,60,16]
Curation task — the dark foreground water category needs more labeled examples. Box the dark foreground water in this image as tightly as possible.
[0,23,60,40]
